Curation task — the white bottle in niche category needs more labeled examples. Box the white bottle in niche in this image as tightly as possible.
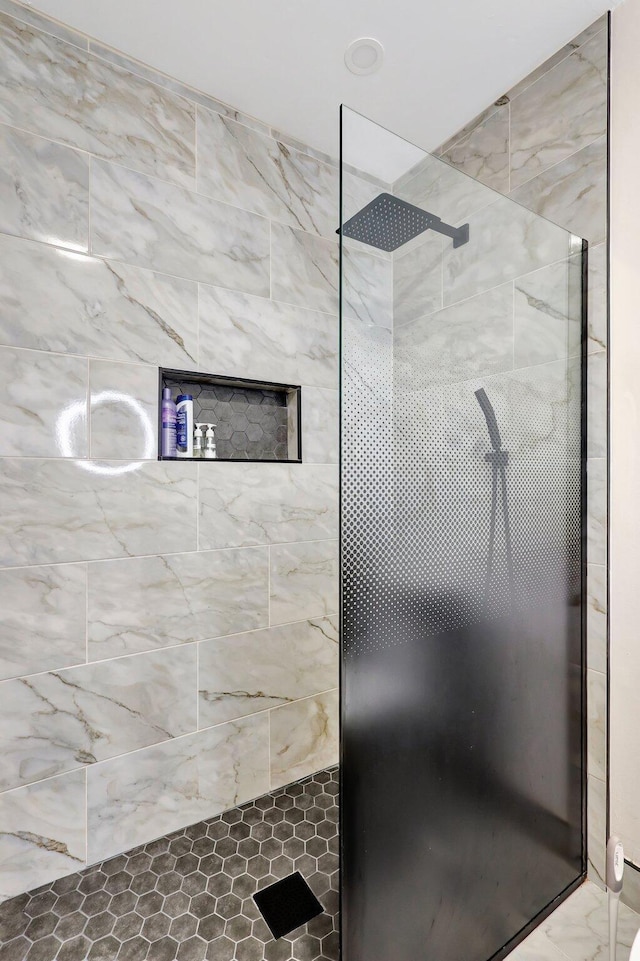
[176,394,194,458]
[193,423,205,459]
[204,424,217,459]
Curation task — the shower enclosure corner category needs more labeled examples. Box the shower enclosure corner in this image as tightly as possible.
[339,105,587,961]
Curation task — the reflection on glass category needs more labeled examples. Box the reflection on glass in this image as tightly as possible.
[56,390,155,475]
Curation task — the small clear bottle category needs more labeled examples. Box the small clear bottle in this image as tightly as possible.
[204,424,217,459]
[193,423,205,459]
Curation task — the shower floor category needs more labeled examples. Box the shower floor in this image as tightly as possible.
[0,768,339,961]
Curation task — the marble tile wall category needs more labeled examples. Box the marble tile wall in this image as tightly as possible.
[0,0,356,901]
[421,15,609,887]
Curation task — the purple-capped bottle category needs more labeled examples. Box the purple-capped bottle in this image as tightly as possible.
[161,387,177,457]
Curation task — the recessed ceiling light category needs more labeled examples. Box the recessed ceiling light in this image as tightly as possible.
[345,38,384,76]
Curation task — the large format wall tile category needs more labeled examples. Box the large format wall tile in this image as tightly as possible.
[587,351,607,459]
[440,105,510,193]
[0,563,86,681]
[0,234,199,366]
[395,151,496,228]
[587,458,606,566]
[198,286,337,390]
[302,388,339,464]
[89,360,158,461]
[199,463,338,550]
[271,223,338,314]
[198,616,338,727]
[443,193,571,305]
[510,29,607,190]
[0,647,196,791]
[587,775,607,885]
[88,548,268,659]
[0,124,89,250]
[197,108,338,238]
[343,245,393,329]
[0,13,195,186]
[87,713,269,863]
[393,233,443,327]
[270,690,339,788]
[587,668,606,781]
[0,346,88,457]
[269,540,339,626]
[514,260,578,369]
[509,137,607,245]
[588,243,607,354]
[0,460,197,567]
[394,283,514,387]
[91,159,270,293]
[587,564,607,674]
[0,771,86,902]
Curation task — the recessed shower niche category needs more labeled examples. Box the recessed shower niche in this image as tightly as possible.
[158,368,302,462]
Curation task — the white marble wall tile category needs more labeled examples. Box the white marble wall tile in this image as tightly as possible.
[0,235,199,366]
[0,770,86,903]
[588,244,607,354]
[510,30,607,190]
[394,283,514,388]
[514,260,577,368]
[587,458,607,566]
[587,351,607,459]
[621,865,640,915]
[394,151,497,229]
[588,774,606,886]
[0,563,86,681]
[198,616,339,727]
[271,223,338,315]
[91,159,270,294]
[198,463,338,550]
[440,105,510,193]
[197,108,338,238]
[198,286,337,390]
[0,346,88,457]
[89,361,158,461]
[509,137,607,246]
[0,13,196,187]
[269,540,339,626]
[302,388,339,464]
[0,460,197,567]
[343,245,393,329]
[587,564,607,674]
[0,124,88,250]
[87,713,269,863]
[393,233,443,327]
[587,668,606,781]
[88,548,268,660]
[270,690,339,788]
[443,193,571,306]
[0,646,197,791]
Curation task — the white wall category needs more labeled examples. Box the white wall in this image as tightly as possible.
[610,0,640,875]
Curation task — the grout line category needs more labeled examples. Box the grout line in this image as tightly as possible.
[0,533,339,574]
[84,768,88,867]
[510,133,607,196]
[1,611,339,680]
[0,688,339,800]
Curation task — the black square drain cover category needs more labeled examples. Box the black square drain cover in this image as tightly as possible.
[253,871,323,939]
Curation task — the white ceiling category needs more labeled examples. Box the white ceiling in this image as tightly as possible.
[23,0,614,179]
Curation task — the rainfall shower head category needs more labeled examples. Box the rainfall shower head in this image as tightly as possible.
[339,192,469,252]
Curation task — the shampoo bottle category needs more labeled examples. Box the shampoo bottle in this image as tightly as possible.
[176,394,194,458]
[161,388,177,457]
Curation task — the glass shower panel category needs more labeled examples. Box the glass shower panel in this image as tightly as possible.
[340,106,585,961]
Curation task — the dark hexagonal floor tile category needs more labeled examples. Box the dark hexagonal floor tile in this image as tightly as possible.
[0,767,339,961]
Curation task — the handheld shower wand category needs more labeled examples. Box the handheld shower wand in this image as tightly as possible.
[607,836,625,961]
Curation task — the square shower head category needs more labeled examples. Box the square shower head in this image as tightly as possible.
[339,192,469,252]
